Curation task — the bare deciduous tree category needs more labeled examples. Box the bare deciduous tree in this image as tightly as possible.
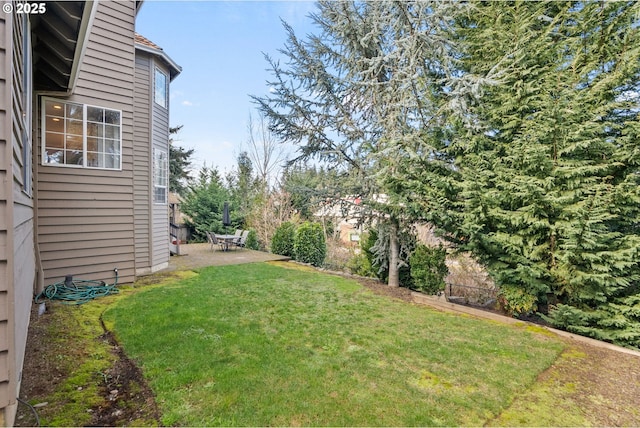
[245,189,295,251]
[245,112,288,189]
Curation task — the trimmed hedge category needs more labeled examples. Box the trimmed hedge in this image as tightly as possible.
[294,222,326,267]
[271,222,296,257]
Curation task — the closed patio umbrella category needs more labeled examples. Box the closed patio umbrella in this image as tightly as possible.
[222,202,231,231]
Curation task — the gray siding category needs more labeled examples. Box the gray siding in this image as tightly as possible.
[0,13,12,421]
[0,10,36,425]
[36,1,136,285]
[151,60,170,270]
[133,51,151,274]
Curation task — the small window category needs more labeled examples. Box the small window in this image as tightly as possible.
[42,98,122,170]
[154,68,168,108]
[153,148,168,204]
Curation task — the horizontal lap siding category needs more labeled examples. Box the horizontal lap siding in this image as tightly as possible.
[133,52,151,274]
[151,60,170,270]
[12,190,35,387]
[0,13,12,417]
[3,9,36,424]
[36,1,136,285]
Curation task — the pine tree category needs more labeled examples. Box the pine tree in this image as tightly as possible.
[168,125,194,196]
[253,0,462,287]
[227,151,258,227]
[254,0,640,347]
[181,166,233,242]
[414,1,640,347]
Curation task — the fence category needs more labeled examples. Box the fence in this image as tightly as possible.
[445,282,497,307]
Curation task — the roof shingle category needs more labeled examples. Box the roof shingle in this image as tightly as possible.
[134,33,162,50]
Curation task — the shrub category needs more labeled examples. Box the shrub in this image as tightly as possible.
[245,229,261,251]
[271,222,296,257]
[497,284,538,317]
[294,222,326,267]
[347,251,375,277]
[345,233,375,277]
[323,238,352,272]
[410,244,448,295]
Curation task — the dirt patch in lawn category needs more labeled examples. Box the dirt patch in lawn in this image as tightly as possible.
[88,330,161,426]
[15,271,640,427]
[546,342,640,426]
[347,276,640,426]
[15,302,161,427]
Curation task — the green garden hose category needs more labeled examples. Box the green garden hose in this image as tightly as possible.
[35,268,119,305]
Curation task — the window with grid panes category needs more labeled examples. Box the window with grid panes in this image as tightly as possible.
[42,98,121,170]
[153,148,168,204]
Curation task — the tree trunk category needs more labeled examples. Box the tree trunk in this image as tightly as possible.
[388,220,400,288]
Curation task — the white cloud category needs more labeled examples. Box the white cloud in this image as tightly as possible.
[182,100,194,106]
[280,1,317,26]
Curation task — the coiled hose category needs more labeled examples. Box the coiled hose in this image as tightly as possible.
[35,268,119,305]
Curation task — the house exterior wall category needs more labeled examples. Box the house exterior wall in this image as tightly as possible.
[133,51,171,274]
[0,10,35,426]
[0,13,14,426]
[133,51,152,275]
[36,1,137,285]
[150,59,171,271]
[0,2,178,424]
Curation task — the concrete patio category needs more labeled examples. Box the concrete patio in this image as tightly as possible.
[164,243,290,272]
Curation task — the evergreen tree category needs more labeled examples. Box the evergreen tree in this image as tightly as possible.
[227,151,258,226]
[253,1,461,287]
[169,125,195,195]
[181,166,234,242]
[391,1,640,347]
[255,0,640,347]
[280,163,343,220]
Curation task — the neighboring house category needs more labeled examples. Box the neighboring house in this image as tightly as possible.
[169,191,191,243]
[314,195,389,245]
[315,197,365,246]
[0,1,180,424]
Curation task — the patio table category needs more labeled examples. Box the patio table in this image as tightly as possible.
[215,234,239,251]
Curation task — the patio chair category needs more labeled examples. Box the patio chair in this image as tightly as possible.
[206,231,224,251]
[234,230,250,248]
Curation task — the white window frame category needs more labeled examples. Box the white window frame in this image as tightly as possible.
[153,148,168,204]
[154,67,168,109]
[41,97,122,170]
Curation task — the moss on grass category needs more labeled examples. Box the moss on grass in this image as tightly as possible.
[21,270,191,427]
[33,302,115,426]
[487,346,591,427]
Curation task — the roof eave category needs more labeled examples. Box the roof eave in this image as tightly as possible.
[135,43,182,81]
[32,1,98,94]
[67,1,99,93]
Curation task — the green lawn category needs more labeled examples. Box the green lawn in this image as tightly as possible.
[102,262,564,426]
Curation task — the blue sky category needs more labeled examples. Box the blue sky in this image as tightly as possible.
[136,1,318,175]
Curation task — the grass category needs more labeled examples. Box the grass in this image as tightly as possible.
[102,262,565,426]
[487,348,590,426]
